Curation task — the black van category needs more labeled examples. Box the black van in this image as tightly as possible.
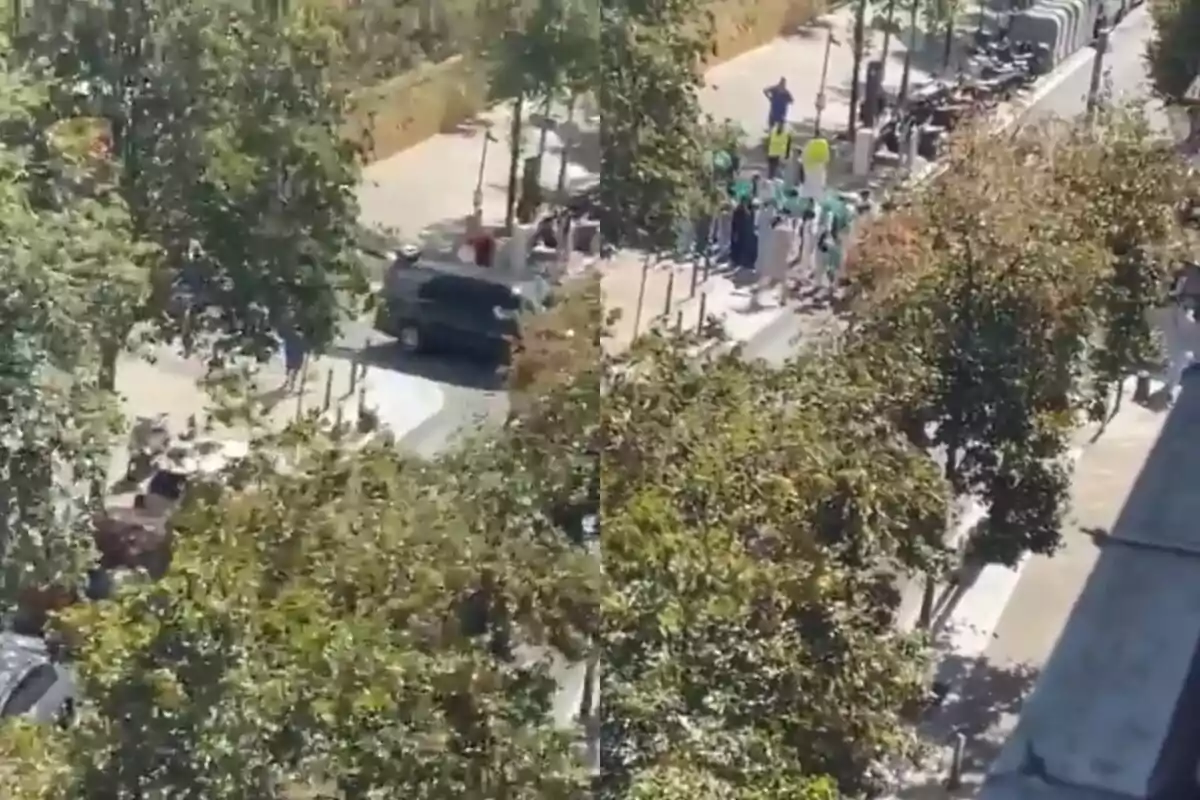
[372,253,552,363]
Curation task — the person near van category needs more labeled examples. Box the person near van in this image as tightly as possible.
[471,228,497,267]
[766,124,792,180]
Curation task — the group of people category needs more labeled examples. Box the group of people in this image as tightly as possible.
[672,77,861,301]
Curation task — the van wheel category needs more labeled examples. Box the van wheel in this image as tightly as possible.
[397,324,423,353]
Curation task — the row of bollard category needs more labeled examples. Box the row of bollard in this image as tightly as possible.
[294,359,372,422]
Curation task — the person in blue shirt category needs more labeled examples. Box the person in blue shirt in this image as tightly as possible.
[763,78,793,129]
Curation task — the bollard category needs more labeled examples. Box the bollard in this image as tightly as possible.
[349,360,359,394]
[322,369,334,412]
[697,293,707,332]
[334,402,344,433]
[663,269,675,316]
[632,252,651,339]
[1133,371,1151,404]
[675,310,683,333]
[945,731,967,790]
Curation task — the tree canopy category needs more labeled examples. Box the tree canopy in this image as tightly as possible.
[1146,0,1200,103]
[16,0,367,377]
[598,0,717,247]
[600,339,947,798]
[846,111,1192,566]
[0,430,599,798]
[0,61,145,617]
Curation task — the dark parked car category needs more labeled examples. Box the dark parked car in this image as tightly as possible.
[0,632,75,726]
[373,251,553,362]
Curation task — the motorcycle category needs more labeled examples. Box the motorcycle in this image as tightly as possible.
[126,414,171,483]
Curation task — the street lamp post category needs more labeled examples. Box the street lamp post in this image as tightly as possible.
[814,29,837,136]
[474,127,497,215]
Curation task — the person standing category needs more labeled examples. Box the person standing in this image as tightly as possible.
[763,78,794,129]
[766,124,792,180]
[1164,298,1197,403]
[282,328,306,393]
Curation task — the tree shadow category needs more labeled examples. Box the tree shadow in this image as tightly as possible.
[326,339,507,393]
[922,656,1042,776]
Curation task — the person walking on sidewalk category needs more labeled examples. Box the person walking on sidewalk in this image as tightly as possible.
[766,124,792,180]
[763,78,793,130]
[282,328,307,393]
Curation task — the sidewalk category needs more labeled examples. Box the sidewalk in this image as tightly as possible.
[600,3,947,354]
[357,99,600,255]
[105,346,381,496]
[882,374,1185,800]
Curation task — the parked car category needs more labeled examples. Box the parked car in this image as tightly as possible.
[373,251,553,363]
[0,632,75,726]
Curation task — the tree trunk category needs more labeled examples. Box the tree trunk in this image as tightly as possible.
[899,0,919,103]
[848,0,868,139]
[879,0,899,77]
[941,9,956,71]
[555,94,577,204]
[504,94,525,234]
[920,439,961,628]
[99,339,120,394]
[918,572,936,628]
[536,97,552,161]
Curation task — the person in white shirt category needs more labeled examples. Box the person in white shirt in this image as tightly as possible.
[1164,298,1197,403]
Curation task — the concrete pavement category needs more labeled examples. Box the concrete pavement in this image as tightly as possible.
[977,372,1200,800]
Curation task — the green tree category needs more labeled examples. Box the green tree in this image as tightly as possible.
[0,433,597,798]
[848,0,869,139]
[478,0,600,227]
[16,0,366,386]
[1146,0,1200,126]
[0,61,145,621]
[600,339,946,798]
[1048,107,1195,422]
[848,127,1105,571]
[599,0,714,248]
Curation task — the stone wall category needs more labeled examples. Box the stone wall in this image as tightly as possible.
[708,0,829,63]
[345,55,488,162]
[347,0,831,162]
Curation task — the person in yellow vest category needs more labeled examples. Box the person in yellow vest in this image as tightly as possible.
[766,124,792,180]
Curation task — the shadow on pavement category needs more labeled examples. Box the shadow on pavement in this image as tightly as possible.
[328,340,507,393]
[927,655,1041,774]
[969,374,1200,798]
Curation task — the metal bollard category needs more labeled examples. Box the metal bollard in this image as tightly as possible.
[349,361,359,394]
[1133,371,1151,404]
[663,269,675,316]
[322,369,334,412]
[945,731,967,790]
[675,310,683,333]
[697,293,707,332]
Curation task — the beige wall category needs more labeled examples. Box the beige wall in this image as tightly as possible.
[345,55,489,162]
[347,0,830,162]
